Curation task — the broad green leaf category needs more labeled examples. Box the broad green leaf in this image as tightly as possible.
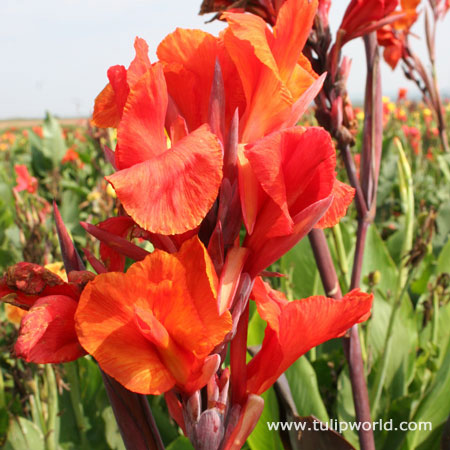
[3,417,45,450]
[405,338,450,449]
[336,369,358,448]
[248,388,283,450]
[166,436,194,449]
[279,238,324,300]
[102,407,125,450]
[284,357,329,422]
[359,224,398,294]
[43,112,67,168]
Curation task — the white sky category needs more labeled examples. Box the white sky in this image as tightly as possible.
[0,0,449,119]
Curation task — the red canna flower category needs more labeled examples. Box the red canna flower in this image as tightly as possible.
[75,237,232,395]
[246,277,373,394]
[92,38,151,128]
[13,164,38,194]
[338,0,399,47]
[0,263,94,363]
[238,127,354,277]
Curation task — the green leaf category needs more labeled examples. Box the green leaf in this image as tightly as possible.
[102,407,125,450]
[279,238,324,299]
[405,338,450,449]
[360,224,398,295]
[436,238,450,276]
[3,417,45,450]
[248,388,283,450]
[43,112,67,168]
[166,436,194,449]
[284,357,329,422]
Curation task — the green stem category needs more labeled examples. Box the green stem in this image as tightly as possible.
[65,362,89,448]
[331,223,349,292]
[44,365,58,450]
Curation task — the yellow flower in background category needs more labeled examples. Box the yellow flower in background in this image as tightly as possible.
[387,102,396,112]
[106,183,117,198]
[382,96,391,103]
[423,108,432,118]
[356,111,365,121]
[44,262,68,282]
[4,303,27,325]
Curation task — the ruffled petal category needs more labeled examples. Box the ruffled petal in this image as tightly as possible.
[247,287,373,394]
[15,295,85,363]
[92,65,129,128]
[107,124,223,235]
[315,179,355,229]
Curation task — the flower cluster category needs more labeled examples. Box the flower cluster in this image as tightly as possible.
[1,0,374,447]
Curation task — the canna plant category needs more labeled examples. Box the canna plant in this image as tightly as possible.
[0,1,375,449]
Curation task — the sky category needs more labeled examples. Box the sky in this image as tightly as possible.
[1,0,449,119]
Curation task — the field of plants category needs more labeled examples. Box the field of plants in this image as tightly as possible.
[1,0,450,449]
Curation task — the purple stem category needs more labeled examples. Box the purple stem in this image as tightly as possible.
[308,229,375,450]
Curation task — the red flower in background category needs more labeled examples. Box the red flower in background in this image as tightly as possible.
[13,165,38,194]
[246,278,373,394]
[377,0,420,69]
[75,237,232,395]
[0,263,94,363]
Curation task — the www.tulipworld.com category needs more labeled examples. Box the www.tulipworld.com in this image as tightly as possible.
[267,419,432,433]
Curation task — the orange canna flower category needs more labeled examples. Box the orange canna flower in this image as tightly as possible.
[13,164,38,194]
[0,263,93,363]
[246,278,373,394]
[93,42,224,236]
[222,0,319,143]
[75,237,232,395]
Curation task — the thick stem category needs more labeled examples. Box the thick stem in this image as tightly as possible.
[350,220,370,290]
[308,230,375,450]
[230,302,250,406]
[101,372,165,450]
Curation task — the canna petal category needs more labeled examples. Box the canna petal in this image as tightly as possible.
[76,270,177,394]
[116,64,168,170]
[92,65,129,128]
[157,28,245,134]
[247,282,373,394]
[107,124,223,235]
[271,0,317,82]
[15,295,85,364]
[315,179,355,229]
[157,28,218,132]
